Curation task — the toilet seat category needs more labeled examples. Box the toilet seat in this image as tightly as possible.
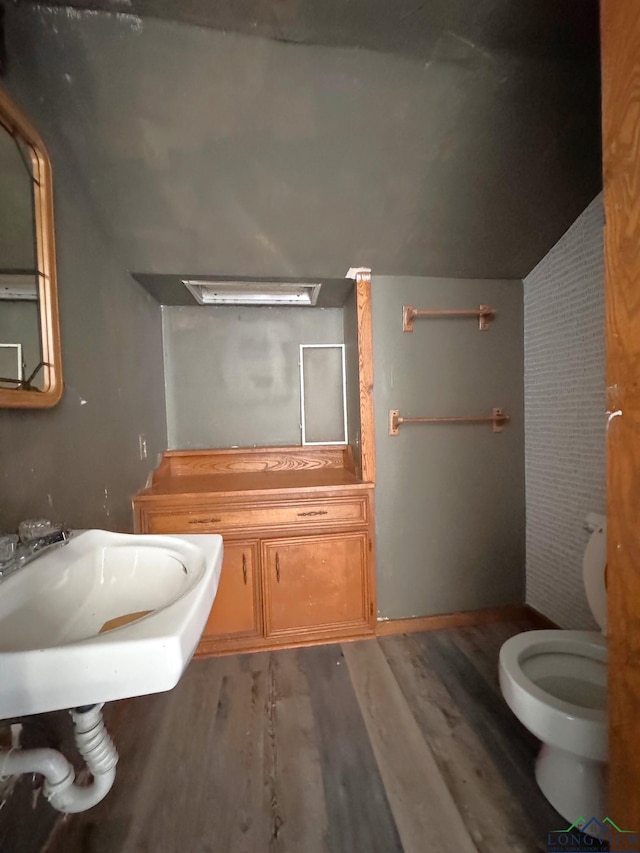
[499,629,607,762]
[498,515,608,821]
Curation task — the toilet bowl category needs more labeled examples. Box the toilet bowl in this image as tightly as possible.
[499,514,607,823]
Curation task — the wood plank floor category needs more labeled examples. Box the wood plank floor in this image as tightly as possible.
[42,618,563,853]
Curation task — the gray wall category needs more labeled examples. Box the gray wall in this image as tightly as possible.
[163,306,344,448]
[343,288,363,475]
[372,276,524,619]
[524,194,605,630]
[4,4,600,281]
[0,13,167,533]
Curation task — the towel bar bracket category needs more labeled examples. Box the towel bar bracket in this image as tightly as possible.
[402,304,495,332]
[389,408,509,436]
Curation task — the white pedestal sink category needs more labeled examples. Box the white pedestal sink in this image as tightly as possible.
[0,529,223,719]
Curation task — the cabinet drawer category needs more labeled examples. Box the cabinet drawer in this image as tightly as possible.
[143,496,369,535]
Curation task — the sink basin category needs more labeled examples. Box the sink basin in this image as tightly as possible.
[0,529,223,719]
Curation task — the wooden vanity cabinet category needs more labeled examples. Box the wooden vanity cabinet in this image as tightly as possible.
[263,533,371,637]
[132,446,376,656]
[200,540,262,645]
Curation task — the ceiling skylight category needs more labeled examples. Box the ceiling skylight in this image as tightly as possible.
[182,280,322,306]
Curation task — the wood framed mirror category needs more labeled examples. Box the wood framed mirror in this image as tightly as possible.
[0,85,62,408]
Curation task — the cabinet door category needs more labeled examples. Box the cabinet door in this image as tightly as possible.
[263,533,371,637]
[201,541,261,641]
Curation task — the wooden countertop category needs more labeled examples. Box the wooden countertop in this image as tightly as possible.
[135,468,371,501]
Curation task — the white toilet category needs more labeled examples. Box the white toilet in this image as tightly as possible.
[499,513,607,823]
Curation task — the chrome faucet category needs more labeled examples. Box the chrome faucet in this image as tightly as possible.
[0,519,70,583]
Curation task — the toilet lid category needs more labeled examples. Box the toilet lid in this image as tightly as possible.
[583,523,607,634]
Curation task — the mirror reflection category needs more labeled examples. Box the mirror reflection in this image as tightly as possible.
[0,86,62,407]
[0,112,43,390]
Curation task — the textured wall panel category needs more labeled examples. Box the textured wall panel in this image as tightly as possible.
[524,194,605,629]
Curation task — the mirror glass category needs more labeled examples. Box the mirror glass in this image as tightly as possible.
[0,87,62,407]
[0,124,42,390]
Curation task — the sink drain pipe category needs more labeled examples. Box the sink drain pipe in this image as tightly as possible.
[0,704,118,813]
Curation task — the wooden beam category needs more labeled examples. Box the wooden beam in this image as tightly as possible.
[601,0,640,825]
[355,271,376,484]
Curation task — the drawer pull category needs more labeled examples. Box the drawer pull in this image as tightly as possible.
[242,553,247,585]
[297,510,329,517]
[275,552,281,583]
[188,517,221,525]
